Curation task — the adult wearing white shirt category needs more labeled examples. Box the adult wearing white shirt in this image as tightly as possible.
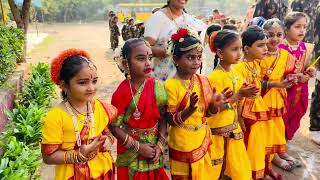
[144,0,207,81]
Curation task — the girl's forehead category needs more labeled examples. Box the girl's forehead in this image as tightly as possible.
[75,65,97,77]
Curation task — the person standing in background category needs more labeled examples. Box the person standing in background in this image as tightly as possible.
[110,16,120,51]
[254,0,279,20]
[309,2,320,145]
[291,0,320,43]
[144,0,207,81]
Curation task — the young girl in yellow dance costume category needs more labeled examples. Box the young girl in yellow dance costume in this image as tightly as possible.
[261,18,299,171]
[42,49,117,180]
[164,28,224,180]
[234,26,283,180]
[207,29,258,180]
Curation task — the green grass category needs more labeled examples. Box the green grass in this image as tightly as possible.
[28,35,55,56]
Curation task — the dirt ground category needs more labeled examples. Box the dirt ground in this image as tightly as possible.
[27,22,320,180]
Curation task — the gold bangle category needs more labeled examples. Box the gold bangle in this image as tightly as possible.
[157,143,164,153]
[78,150,89,163]
[63,151,67,164]
[124,136,134,149]
[122,134,129,145]
[132,140,140,153]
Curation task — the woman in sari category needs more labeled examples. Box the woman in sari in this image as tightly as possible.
[41,49,116,180]
[111,38,169,180]
[164,28,224,179]
[278,12,315,140]
[144,0,207,81]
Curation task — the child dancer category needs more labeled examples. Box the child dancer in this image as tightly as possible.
[279,12,315,141]
[261,18,299,170]
[111,38,169,180]
[208,29,256,180]
[164,28,223,180]
[42,49,116,179]
[234,26,283,180]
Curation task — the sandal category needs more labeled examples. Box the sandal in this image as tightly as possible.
[279,154,302,168]
[264,175,273,180]
[272,155,294,171]
[269,170,282,180]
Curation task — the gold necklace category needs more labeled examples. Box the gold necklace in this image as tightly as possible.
[68,101,87,116]
[244,61,258,83]
[218,65,238,92]
[284,39,299,51]
[167,7,186,28]
[128,80,146,120]
[65,101,95,147]
[266,50,280,76]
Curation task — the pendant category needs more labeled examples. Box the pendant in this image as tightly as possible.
[267,69,272,75]
[133,109,141,120]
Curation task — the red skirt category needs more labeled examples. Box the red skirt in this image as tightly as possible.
[117,166,168,180]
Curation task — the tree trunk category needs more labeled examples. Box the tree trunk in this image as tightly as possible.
[7,0,32,63]
[64,8,68,23]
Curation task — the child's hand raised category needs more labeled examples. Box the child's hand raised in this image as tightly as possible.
[239,83,259,98]
[189,92,199,111]
[304,67,316,78]
[210,88,225,107]
[221,87,233,99]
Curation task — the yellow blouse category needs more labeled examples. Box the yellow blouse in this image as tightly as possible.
[260,49,289,110]
[165,77,207,152]
[234,60,269,113]
[207,68,243,130]
[42,99,113,180]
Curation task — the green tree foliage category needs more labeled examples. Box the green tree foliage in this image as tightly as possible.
[42,0,113,22]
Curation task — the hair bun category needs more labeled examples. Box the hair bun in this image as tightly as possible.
[51,49,91,85]
[209,31,219,53]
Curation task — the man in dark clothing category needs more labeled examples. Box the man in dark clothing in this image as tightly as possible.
[110,16,120,51]
[278,0,288,21]
[309,2,320,145]
[254,0,278,20]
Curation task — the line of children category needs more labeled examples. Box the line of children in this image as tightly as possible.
[43,11,316,180]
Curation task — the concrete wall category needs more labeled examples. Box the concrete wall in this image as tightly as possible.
[0,67,27,132]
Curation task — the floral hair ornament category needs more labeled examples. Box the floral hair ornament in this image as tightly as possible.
[113,46,126,74]
[51,48,92,85]
[209,31,219,53]
[167,27,201,56]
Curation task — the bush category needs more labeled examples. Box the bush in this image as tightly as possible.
[3,104,46,146]
[0,25,24,84]
[0,137,41,180]
[18,63,56,108]
[0,63,56,180]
